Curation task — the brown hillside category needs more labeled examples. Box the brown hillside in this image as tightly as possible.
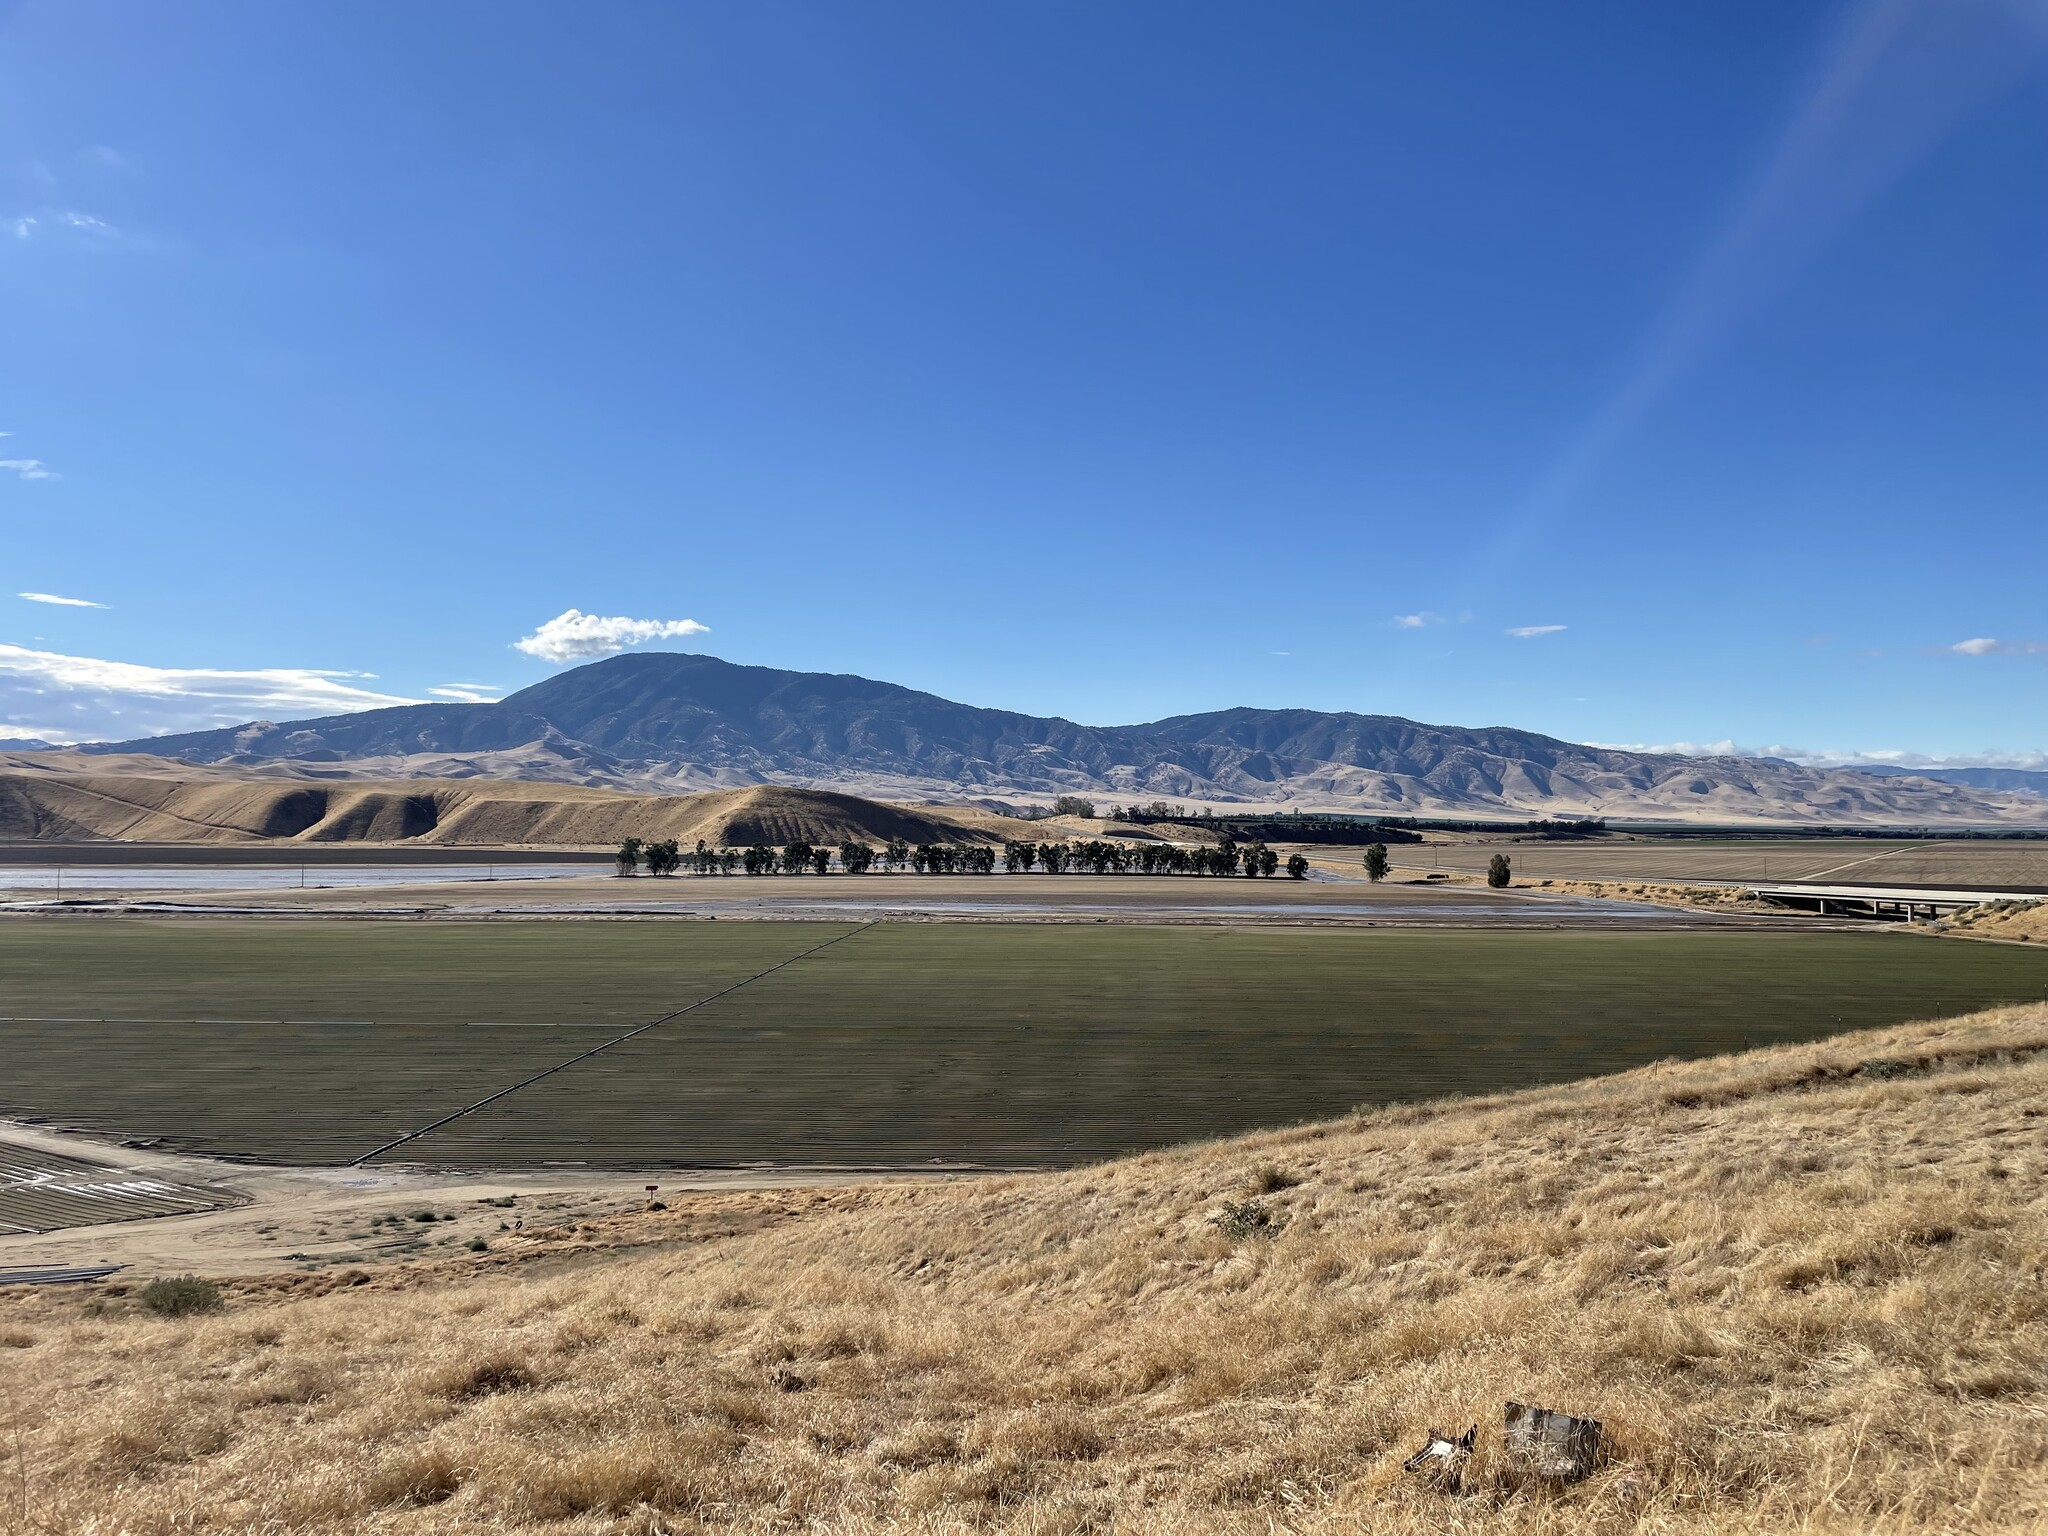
[0,769,1015,849]
[5,1006,2044,1532]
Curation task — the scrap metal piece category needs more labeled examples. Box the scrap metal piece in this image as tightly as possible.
[1503,1400,1603,1482]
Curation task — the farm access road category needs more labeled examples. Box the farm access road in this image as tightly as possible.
[0,1119,946,1281]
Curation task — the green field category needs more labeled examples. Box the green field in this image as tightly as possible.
[3,919,2046,1167]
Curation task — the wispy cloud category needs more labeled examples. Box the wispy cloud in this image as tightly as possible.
[80,145,133,173]
[1505,624,1567,639]
[429,684,502,703]
[0,460,57,481]
[18,592,104,608]
[0,644,424,744]
[8,208,121,246]
[514,608,710,664]
[1392,612,1440,629]
[1951,637,2047,656]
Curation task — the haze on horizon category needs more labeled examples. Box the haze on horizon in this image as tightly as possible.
[3,0,2045,769]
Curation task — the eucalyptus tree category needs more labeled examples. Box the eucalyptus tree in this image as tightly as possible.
[1363,843,1390,882]
[780,842,814,876]
[840,841,875,876]
[810,846,832,876]
[1286,853,1310,879]
[615,837,643,877]
[1004,841,1037,873]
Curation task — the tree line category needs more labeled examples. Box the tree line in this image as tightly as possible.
[614,836,1315,879]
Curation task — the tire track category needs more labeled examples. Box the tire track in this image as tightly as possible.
[1801,842,1956,882]
[350,921,877,1166]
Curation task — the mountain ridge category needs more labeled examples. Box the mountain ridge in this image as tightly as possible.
[72,651,2048,825]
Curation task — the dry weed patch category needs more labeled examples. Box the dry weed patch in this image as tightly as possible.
[4,1005,2046,1533]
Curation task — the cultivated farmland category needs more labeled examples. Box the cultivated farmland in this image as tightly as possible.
[3,920,2047,1168]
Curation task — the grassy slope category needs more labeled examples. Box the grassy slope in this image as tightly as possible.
[1948,900,2048,945]
[5,1006,2044,1534]
[0,773,1014,847]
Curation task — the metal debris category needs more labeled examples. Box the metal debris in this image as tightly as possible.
[1503,1400,1603,1482]
[1401,1424,1476,1492]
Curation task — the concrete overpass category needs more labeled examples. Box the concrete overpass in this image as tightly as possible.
[1750,882,2045,920]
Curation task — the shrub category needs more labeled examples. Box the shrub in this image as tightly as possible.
[466,1237,489,1252]
[434,1354,536,1400]
[1248,1163,1300,1194]
[139,1275,221,1317]
[1211,1198,1281,1240]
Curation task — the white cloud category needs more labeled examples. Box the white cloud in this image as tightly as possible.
[1951,637,2046,656]
[1587,738,1744,758]
[0,459,57,481]
[11,217,34,240]
[0,644,424,744]
[18,592,104,608]
[514,608,709,664]
[1506,624,1567,639]
[1392,613,1435,629]
[429,684,502,703]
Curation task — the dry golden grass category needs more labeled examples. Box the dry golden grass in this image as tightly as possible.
[1511,877,1777,913]
[1308,863,1778,916]
[1946,900,2048,946]
[5,1007,2046,1534]
[0,772,1016,849]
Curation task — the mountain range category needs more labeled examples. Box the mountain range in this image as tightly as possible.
[59,652,2046,826]
[1849,764,2048,797]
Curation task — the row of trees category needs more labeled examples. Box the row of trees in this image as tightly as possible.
[614,836,1315,878]
[615,834,1501,885]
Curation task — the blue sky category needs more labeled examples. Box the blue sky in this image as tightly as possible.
[3,0,2044,765]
